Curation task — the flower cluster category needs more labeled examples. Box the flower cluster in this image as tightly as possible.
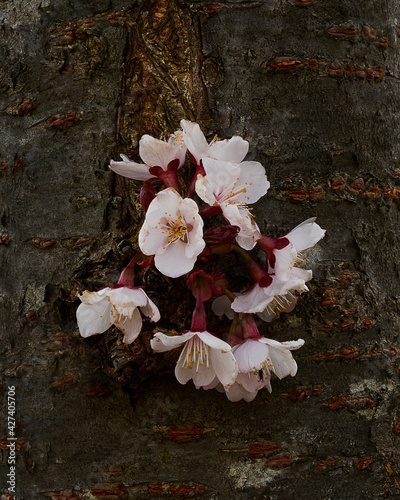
[76,120,325,402]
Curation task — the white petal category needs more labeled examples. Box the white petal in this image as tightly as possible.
[180,119,209,164]
[168,130,187,168]
[109,158,155,181]
[195,174,217,206]
[108,287,148,317]
[155,240,197,278]
[222,203,261,250]
[196,331,232,352]
[273,244,297,281]
[208,136,249,163]
[118,308,142,344]
[286,219,326,251]
[225,382,258,402]
[138,221,169,257]
[231,161,269,204]
[142,188,182,228]
[76,299,113,337]
[139,296,161,322]
[179,197,205,259]
[259,338,304,379]
[232,340,271,372]
[236,371,266,393]
[139,135,182,169]
[209,349,238,388]
[191,362,218,388]
[201,158,241,198]
[232,284,271,314]
[151,331,195,352]
[79,288,110,305]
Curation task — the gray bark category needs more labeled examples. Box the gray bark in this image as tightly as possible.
[1,0,400,498]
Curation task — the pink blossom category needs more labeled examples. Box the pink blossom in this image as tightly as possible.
[77,286,160,344]
[138,188,205,278]
[180,119,249,166]
[225,337,304,401]
[110,131,186,181]
[196,158,270,250]
[151,331,238,389]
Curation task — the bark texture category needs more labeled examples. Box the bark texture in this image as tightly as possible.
[1,0,400,498]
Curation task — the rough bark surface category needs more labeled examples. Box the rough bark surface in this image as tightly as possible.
[1,0,400,498]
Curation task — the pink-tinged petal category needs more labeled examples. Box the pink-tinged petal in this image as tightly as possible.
[195,174,218,206]
[196,331,232,352]
[142,188,182,228]
[259,338,304,379]
[168,131,187,168]
[225,382,258,402]
[232,284,270,314]
[211,295,234,320]
[108,287,148,318]
[118,308,142,344]
[139,135,182,169]
[286,218,326,251]
[197,377,219,390]
[231,161,269,204]
[151,331,195,352]
[138,222,168,257]
[235,223,261,251]
[180,119,209,164]
[208,136,249,163]
[79,288,110,305]
[139,296,161,322]
[209,349,238,388]
[191,362,218,388]
[155,240,196,278]
[109,156,155,181]
[179,197,205,259]
[221,203,261,250]
[232,340,270,372]
[290,267,312,283]
[185,219,205,260]
[76,299,113,337]
[201,158,241,199]
[236,371,265,393]
[273,244,297,281]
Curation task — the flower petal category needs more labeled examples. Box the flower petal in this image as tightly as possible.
[225,382,258,402]
[232,340,271,372]
[236,371,266,393]
[209,349,238,388]
[108,287,148,318]
[139,296,161,322]
[232,161,269,204]
[151,331,195,352]
[232,284,271,314]
[118,308,143,344]
[139,135,183,169]
[76,298,113,337]
[273,243,297,281]
[208,136,249,163]
[211,295,234,320]
[181,119,209,164]
[155,240,197,278]
[196,331,232,352]
[109,157,155,181]
[286,218,326,251]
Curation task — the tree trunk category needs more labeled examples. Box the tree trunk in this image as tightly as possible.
[1,0,399,498]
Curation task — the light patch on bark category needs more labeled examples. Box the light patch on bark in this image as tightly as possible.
[227,459,281,488]
[0,0,50,27]
[23,284,46,313]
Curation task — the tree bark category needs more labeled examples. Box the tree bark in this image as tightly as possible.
[1,0,400,498]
